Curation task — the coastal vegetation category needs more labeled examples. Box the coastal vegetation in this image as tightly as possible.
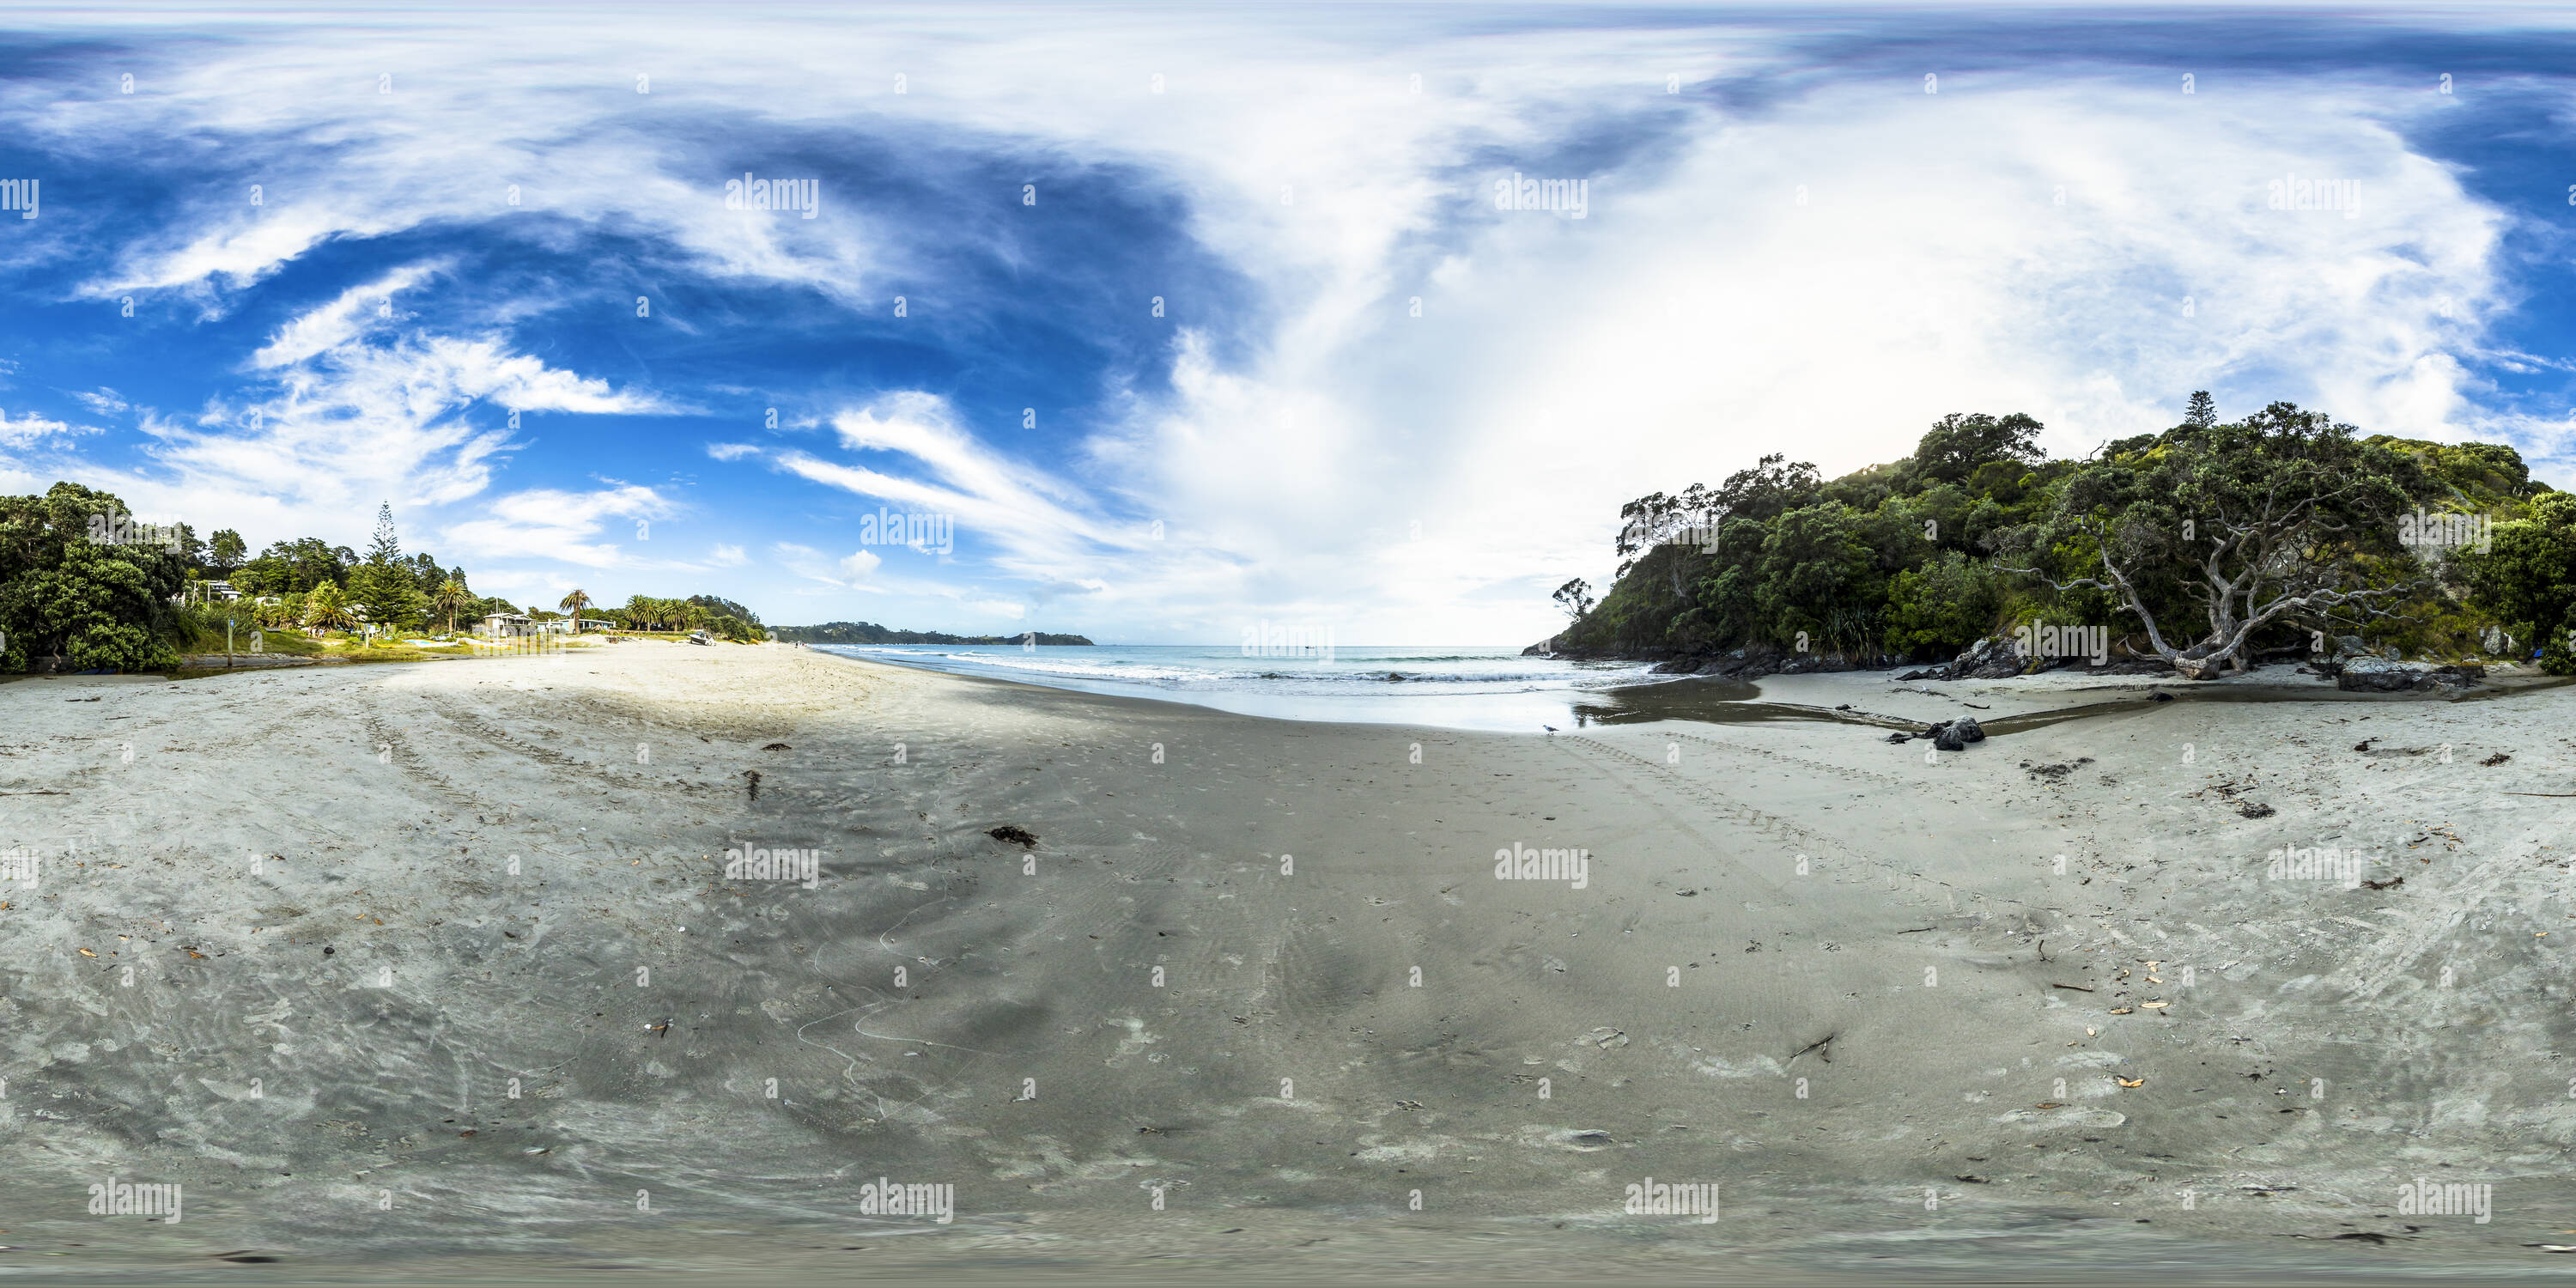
[1552,396,2572,676]
[0,482,776,671]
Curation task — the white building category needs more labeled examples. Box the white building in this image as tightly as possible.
[169,579,244,605]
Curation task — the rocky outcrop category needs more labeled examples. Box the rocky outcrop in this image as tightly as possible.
[2335,657,2483,693]
[1592,641,1900,681]
[1898,636,2033,682]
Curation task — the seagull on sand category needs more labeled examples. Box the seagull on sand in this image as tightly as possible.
[1543,725,1558,734]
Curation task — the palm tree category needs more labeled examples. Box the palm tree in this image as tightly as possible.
[304,581,356,633]
[432,579,471,634]
[559,588,592,635]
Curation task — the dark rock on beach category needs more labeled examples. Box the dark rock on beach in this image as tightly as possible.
[1918,716,1984,752]
[2335,657,2484,693]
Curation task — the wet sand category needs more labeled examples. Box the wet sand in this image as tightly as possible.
[2,642,2572,1283]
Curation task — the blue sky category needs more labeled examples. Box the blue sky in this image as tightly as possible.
[1,3,2572,642]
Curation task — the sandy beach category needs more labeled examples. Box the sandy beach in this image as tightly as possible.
[3,642,2573,1283]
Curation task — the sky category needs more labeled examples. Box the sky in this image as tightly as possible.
[0,2,2572,643]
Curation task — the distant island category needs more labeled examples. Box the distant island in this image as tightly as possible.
[772,621,1095,646]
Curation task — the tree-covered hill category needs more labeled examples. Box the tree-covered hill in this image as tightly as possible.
[771,622,1095,646]
[1543,397,2569,678]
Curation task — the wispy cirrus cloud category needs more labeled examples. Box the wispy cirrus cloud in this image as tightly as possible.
[70,388,129,417]
[250,262,447,368]
[761,392,1156,586]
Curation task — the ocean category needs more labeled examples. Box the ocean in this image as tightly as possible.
[807,642,1692,732]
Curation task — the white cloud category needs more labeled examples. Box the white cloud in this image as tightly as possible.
[90,262,677,556]
[838,548,882,583]
[0,410,99,449]
[710,543,747,566]
[440,483,675,568]
[251,263,443,368]
[71,387,128,417]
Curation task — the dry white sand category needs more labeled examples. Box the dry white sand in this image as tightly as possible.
[2,642,2572,1282]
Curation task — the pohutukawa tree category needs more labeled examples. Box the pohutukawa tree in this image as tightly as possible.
[1996,402,2430,679]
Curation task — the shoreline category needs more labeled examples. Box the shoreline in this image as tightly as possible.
[806,641,2562,741]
